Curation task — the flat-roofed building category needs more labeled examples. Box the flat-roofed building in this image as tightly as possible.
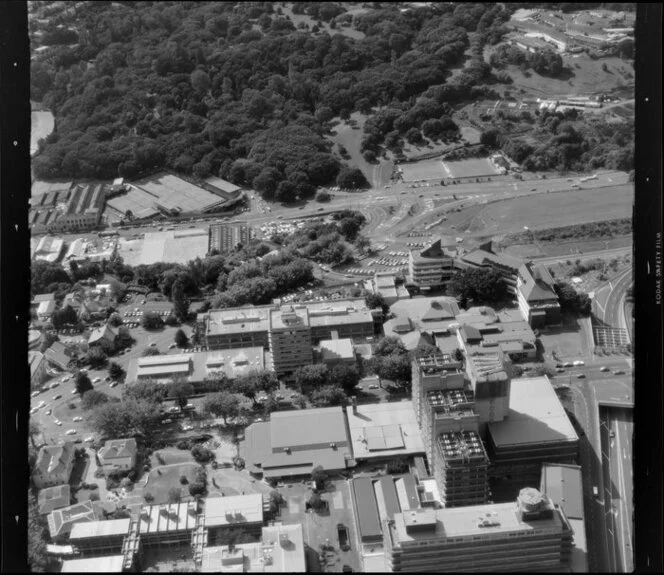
[306,299,378,343]
[34,442,76,489]
[516,263,561,328]
[487,377,578,489]
[269,306,312,378]
[69,518,131,556]
[373,271,400,306]
[137,501,198,547]
[201,306,272,350]
[38,484,71,515]
[201,523,305,573]
[242,407,353,479]
[540,464,587,573]
[384,487,573,572]
[465,352,511,433]
[319,337,356,368]
[347,400,425,462]
[60,555,125,573]
[456,242,524,295]
[408,239,457,290]
[209,223,253,254]
[204,494,264,546]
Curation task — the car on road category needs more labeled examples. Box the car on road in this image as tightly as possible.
[169,343,177,349]
[577,373,586,379]
[31,391,40,398]
[600,366,610,372]
[93,377,101,383]
[53,394,62,400]
[255,418,263,422]
[55,420,62,426]
[50,382,60,389]
[62,375,71,382]
[368,384,380,390]
[150,342,157,347]
[572,360,585,366]
[65,429,77,435]
[45,409,52,416]
[84,436,94,442]
[30,407,38,415]
[563,362,573,367]
[71,388,78,394]
[110,381,119,388]
[73,416,83,422]
[613,370,625,375]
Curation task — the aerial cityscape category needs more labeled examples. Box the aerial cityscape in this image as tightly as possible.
[26,1,634,572]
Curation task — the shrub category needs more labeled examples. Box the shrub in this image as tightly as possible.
[127,469,137,481]
[316,190,331,203]
[176,440,191,450]
[94,469,105,479]
[191,445,215,463]
[189,481,207,497]
[120,477,134,491]
[180,475,189,485]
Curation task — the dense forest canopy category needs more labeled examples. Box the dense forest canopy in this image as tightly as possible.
[31,1,513,194]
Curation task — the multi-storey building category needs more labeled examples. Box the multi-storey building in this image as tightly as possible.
[69,518,132,557]
[455,241,525,295]
[383,487,573,572]
[465,352,511,435]
[411,352,488,508]
[408,239,457,290]
[198,299,378,353]
[268,307,313,378]
[516,263,561,328]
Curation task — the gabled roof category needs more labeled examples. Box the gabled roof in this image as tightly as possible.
[38,484,71,515]
[518,263,558,302]
[45,341,74,370]
[421,301,456,322]
[88,323,118,344]
[99,438,137,461]
[35,442,75,477]
[460,324,482,342]
[47,500,103,539]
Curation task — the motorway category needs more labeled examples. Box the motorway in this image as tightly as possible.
[592,267,634,333]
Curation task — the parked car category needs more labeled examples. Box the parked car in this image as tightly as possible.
[53,394,62,400]
[65,429,77,435]
[93,377,101,383]
[368,385,379,390]
[161,418,173,425]
[31,391,40,398]
[45,409,52,416]
[73,416,83,422]
[84,436,94,442]
[50,382,60,389]
[572,360,585,366]
[55,420,62,426]
[600,366,609,372]
[30,407,38,415]
[613,370,625,375]
[150,342,157,347]
[556,368,565,373]
[609,430,615,438]
[110,381,119,388]
[577,373,586,379]
[563,362,573,367]
[71,388,78,395]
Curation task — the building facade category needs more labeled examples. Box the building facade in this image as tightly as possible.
[268,307,313,378]
[516,263,561,328]
[98,438,137,473]
[383,488,573,572]
[33,442,76,489]
[408,239,456,290]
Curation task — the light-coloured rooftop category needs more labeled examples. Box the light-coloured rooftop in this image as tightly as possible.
[138,501,198,534]
[320,338,355,361]
[347,402,424,460]
[270,307,310,330]
[270,407,348,450]
[390,498,565,544]
[489,377,578,447]
[206,306,272,336]
[69,518,131,540]
[60,555,124,573]
[204,494,264,528]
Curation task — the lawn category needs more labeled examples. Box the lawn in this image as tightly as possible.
[400,158,446,182]
[466,186,633,236]
[442,158,500,179]
[144,459,200,505]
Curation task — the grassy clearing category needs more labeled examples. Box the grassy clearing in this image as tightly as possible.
[504,55,634,97]
[280,3,366,40]
[145,462,200,504]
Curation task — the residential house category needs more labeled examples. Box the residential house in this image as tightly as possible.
[29,351,48,388]
[45,340,75,371]
[33,442,76,489]
[47,500,104,541]
[98,438,137,473]
[87,324,120,352]
[38,484,72,515]
[31,293,57,321]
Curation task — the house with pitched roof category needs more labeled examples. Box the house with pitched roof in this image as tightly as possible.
[29,350,48,388]
[33,442,76,489]
[98,438,137,473]
[45,340,76,371]
[47,500,104,541]
[516,263,561,327]
[87,323,119,352]
[38,484,72,515]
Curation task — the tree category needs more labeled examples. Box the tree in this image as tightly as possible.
[84,347,109,370]
[448,268,507,304]
[374,336,408,358]
[308,492,327,512]
[311,384,347,407]
[311,466,327,490]
[76,372,94,395]
[108,313,124,327]
[175,329,189,348]
[316,190,331,203]
[82,390,112,410]
[168,380,195,409]
[371,354,412,388]
[189,481,207,497]
[336,166,369,189]
[122,381,167,404]
[453,348,464,362]
[202,392,240,424]
[294,364,329,394]
[172,278,190,322]
[386,457,409,474]
[91,399,161,440]
[365,293,389,316]
[142,347,161,356]
[231,370,279,404]
[168,487,182,503]
[28,492,49,572]
[108,361,126,381]
[141,311,164,330]
[328,364,360,395]
[143,492,154,503]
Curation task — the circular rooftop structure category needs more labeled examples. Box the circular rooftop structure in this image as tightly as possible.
[518,487,545,511]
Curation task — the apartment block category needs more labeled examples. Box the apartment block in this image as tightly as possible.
[269,307,313,378]
[465,352,511,435]
[384,488,573,572]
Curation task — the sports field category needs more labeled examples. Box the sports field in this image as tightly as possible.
[400,158,445,181]
[442,158,500,179]
[465,185,633,236]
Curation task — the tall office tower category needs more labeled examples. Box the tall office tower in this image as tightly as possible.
[408,238,457,290]
[268,307,313,379]
[465,352,511,435]
[383,487,573,573]
[412,352,488,508]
